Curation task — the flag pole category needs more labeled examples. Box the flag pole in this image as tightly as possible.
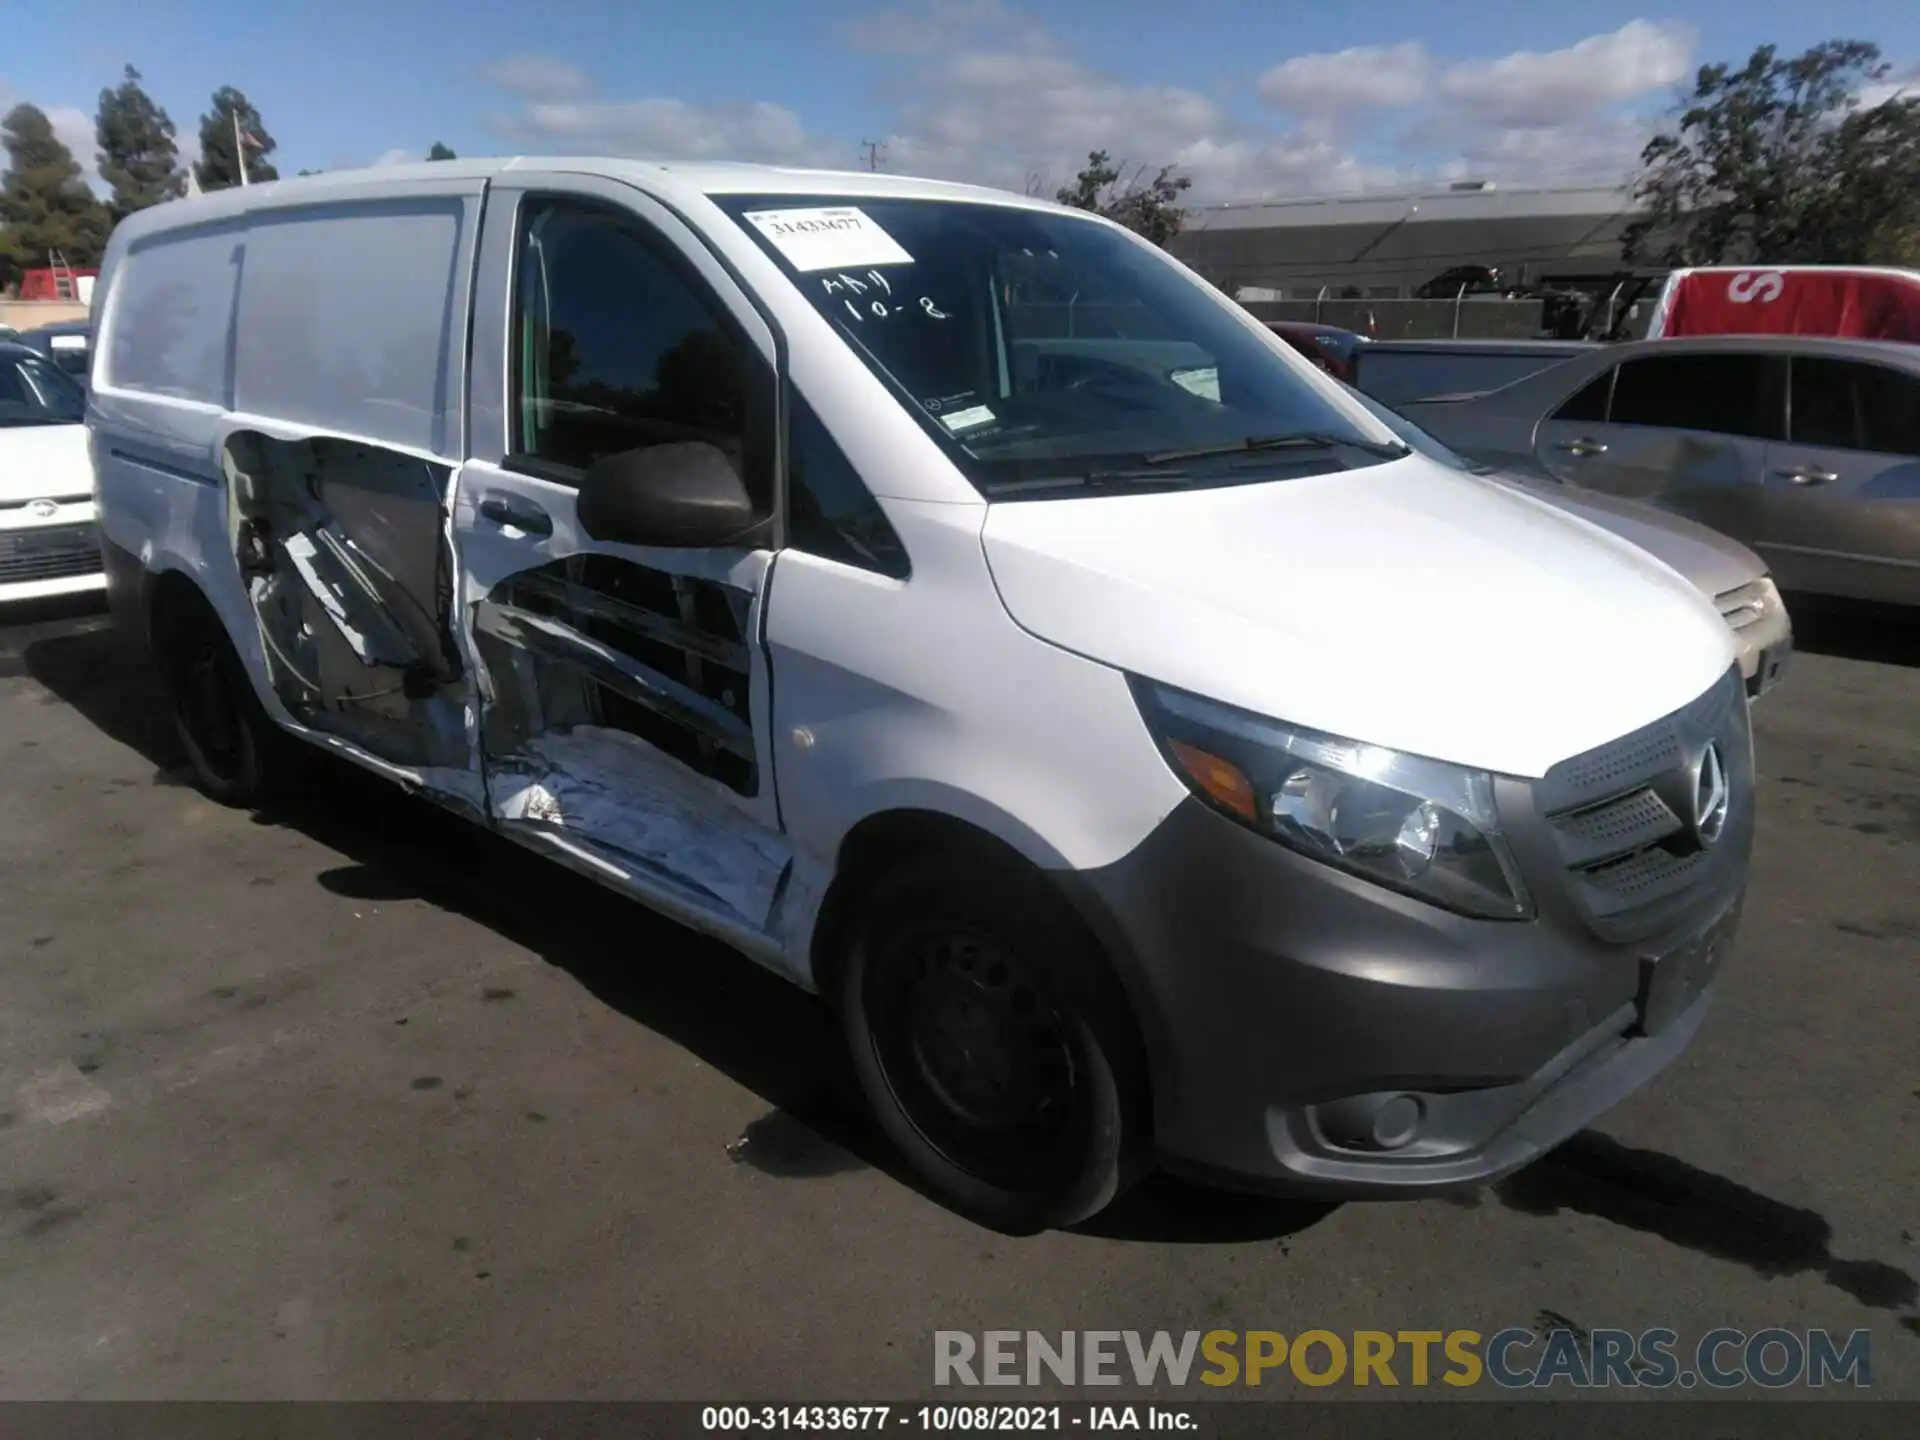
[233,110,249,187]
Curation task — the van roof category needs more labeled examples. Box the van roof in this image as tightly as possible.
[106,156,1058,249]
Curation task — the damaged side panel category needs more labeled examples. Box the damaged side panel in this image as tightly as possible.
[224,430,478,793]
[471,551,791,935]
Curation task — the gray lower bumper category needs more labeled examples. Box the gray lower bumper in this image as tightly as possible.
[1057,794,1744,1199]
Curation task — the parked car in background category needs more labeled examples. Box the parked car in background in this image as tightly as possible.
[1354,338,1598,406]
[0,341,103,603]
[1345,384,1790,698]
[1397,335,1920,607]
[1265,321,1368,382]
[17,321,93,385]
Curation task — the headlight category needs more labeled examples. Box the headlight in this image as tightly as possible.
[1130,678,1533,920]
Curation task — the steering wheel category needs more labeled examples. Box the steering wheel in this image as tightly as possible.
[1059,360,1170,398]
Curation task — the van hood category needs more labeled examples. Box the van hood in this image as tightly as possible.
[980,456,1736,779]
[1486,471,1763,598]
[0,423,92,505]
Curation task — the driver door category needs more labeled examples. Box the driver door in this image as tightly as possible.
[452,174,792,948]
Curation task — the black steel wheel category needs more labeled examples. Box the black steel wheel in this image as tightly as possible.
[839,850,1146,1232]
[157,593,290,808]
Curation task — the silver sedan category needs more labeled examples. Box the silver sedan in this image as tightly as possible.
[1396,335,1920,608]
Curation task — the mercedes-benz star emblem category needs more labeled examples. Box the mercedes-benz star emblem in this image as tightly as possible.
[1692,741,1730,847]
[27,499,59,519]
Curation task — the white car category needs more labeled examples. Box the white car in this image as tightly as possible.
[90,160,1757,1230]
[0,342,102,603]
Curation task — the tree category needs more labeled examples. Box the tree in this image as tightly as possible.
[427,141,456,161]
[95,65,186,217]
[1055,150,1192,247]
[0,103,113,284]
[195,87,279,190]
[1625,40,1920,267]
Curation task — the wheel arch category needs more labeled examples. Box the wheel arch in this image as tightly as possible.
[808,805,1159,1136]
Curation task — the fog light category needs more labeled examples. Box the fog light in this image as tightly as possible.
[1370,1094,1424,1150]
[1316,1092,1426,1152]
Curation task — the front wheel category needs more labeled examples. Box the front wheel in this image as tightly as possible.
[838,852,1146,1233]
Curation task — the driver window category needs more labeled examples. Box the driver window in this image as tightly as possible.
[510,197,775,509]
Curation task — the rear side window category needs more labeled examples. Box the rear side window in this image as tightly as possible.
[511,197,774,508]
[1789,357,1920,457]
[235,199,469,456]
[105,222,246,403]
[788,396,910,579]
[1609,354,1782,439]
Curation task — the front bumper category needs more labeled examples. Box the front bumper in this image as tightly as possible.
[1058,669,1754,1198]
[0,500,106,603]
[1719,579,1792,699]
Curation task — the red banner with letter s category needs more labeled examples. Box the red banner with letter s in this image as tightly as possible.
[1652,266,1920,343]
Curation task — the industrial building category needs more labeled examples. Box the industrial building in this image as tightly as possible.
[1168,181,1641,300]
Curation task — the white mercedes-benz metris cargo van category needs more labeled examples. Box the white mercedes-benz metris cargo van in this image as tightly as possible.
[89,160,1755,1231]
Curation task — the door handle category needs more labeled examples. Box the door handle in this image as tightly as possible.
[478,495,553,535]
[1554,437,1609,457]
[1774,465,1839,486]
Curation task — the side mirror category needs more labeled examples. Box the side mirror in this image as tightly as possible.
[576,441,766,549]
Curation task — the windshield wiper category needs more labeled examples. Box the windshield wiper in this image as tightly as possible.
[1081,467,1198,487]
[1140,432,1411,466]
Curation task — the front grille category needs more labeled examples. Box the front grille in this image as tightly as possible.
[0,522,104,585]
[1535,668,1751,943]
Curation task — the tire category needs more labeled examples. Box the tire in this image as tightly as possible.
[838,850,1148,1233]
[156,593,294,808]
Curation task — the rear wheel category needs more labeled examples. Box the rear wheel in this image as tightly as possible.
[156,594,293,808]
[838,851,1146,1232]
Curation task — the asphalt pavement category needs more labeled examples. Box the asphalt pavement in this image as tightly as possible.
[1,591,1916,1401]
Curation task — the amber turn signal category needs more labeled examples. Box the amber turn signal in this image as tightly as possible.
[1166,739,1257,822]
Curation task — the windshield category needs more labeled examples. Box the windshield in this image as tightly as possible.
[1341,383,1490,474]
[0,350,86,427]
[715,194,1392,496]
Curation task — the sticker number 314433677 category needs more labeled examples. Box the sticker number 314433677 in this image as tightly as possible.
[741,207,915,272]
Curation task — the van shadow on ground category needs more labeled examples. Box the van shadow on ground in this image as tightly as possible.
[16,613,1324,1240]
[18,610,1920,1299]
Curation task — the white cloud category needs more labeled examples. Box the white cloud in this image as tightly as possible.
[492,96,842,168]
[371,147,417,168]
[474,17,1723,204]
[1858,66,1920,110]
[1261,21,1696,189]
[1259,43,1433,116]
[476,53,595,101]
[868,39,1407,200]
[46,105,98,176]
[1436,19,1693,127]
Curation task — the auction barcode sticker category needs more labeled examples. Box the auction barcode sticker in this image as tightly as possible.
[742,207,915,273]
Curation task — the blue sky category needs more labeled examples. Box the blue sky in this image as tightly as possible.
[5,0,1917,201]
